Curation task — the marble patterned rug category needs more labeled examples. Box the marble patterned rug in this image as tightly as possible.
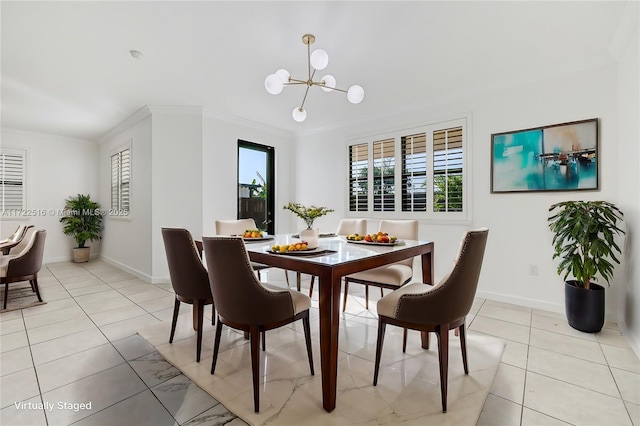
[138,311,504,426]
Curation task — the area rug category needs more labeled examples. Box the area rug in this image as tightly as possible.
[138,312,505,426]
[0,282,46,313]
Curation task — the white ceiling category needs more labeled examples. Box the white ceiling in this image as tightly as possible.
[0,1,628,141]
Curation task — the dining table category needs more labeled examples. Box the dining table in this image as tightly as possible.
[244,234,435,412]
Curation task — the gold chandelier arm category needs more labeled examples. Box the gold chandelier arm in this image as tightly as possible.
[285,78,307,85]
[299,84,312,110]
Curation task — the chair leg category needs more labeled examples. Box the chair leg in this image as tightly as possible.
[342,280,349,312]
[303,312,314,375]
[169,298,180,343]
[308,276,315,297]
[402,328,408,353]
[250,326,261,412]
[459,322,469,374]
[284,270,290,287]
[3,282,8,310]
[296,272,301,292]
[31,278,43,302]
[212,304,215,325]
[373,318,387,386]
[196,300,204,362]
[365,284,369,309]
[210,318,223,374]
[436,324,450,413]
[262,331,266,352]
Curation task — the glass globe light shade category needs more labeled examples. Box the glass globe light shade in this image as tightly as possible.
[310,49,329,70]
[347,85,365,104]
[265,74,284,95]
[320,75,336,92]
[275,68,290,84]
[292,107,307,122]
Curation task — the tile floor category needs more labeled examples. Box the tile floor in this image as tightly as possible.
[0,259,638,425]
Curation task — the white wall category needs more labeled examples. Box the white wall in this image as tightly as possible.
[149,106,204,280]
[98,110,153,280]
[617,23,640,354]
[202,110,295,238]
[294,63,623,318]
[1,128,98,263]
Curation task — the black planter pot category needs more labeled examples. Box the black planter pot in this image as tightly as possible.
[565,280,605,333]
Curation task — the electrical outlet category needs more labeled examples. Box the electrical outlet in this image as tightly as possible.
[528,264,539,276]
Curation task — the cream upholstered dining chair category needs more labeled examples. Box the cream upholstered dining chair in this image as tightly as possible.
[342,219,418,311]
[0,224,34,255]
[307,218,368,297]
[214,219,270,280]
[1,229,46,310]
[161,228,214,362]
[202,236,314,413]
[372,228,489,413]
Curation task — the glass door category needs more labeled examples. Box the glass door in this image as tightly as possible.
[237,140,275,235]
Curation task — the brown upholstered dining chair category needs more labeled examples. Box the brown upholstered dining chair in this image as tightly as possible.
[307,218,367,297]
[343,219,419,311]
[214,219,270,280]
[372,228,489,413]
[1,229,46,310]
[0,224,34,255]
[202,236,314,413]
[161,228,214,362]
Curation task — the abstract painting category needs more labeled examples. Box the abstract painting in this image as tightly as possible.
[491,118,598,193]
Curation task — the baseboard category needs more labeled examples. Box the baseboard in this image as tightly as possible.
[98,255,154,283]
[476,290,565,315]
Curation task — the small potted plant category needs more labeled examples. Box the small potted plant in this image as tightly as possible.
[283,203,334,248]
[59,194,104,263]
[547,200,625,332]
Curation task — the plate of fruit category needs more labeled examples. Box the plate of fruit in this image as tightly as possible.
[345,232,403,246]
[240,229,274,242]
[268,242,322,255]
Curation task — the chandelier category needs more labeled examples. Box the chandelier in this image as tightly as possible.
[264,34,365,122]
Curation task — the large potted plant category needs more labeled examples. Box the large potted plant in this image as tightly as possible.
[59,194,104,263]
[547,200,624,332]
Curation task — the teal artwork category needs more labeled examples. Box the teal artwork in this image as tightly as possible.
[491,119,598,193]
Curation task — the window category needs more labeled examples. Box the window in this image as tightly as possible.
[433,127,463,212]
[0,149,26,213]
[111,147,130,214]
[348,143,368,212]
[347,117,468,220]
[373,139,395,212]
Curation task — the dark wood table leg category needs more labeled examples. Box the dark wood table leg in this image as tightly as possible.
[420,245,434,349]
[318,270,339,412]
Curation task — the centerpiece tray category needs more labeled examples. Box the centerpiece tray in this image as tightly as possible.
[346,240,405,247]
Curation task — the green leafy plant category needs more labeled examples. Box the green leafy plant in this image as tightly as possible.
[59,194,104,248]
[283,203,334,229]
[548,201,624,289]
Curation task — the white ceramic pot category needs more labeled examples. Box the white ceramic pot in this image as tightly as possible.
[299,228,319,249]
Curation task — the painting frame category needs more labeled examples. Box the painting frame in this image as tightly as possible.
[491,118,599,193]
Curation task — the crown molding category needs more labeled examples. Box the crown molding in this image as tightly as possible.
[202,107,293,139]
[1,126,94,145]
[98,105,152,144]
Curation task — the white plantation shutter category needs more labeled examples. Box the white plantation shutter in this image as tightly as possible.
[401,132,427,212]
[111,148,130,213]
[373,138,395,212]
[346,117,467,220]
[349,143,368,212]
[433,127,463,212]
[0,150,26,212]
